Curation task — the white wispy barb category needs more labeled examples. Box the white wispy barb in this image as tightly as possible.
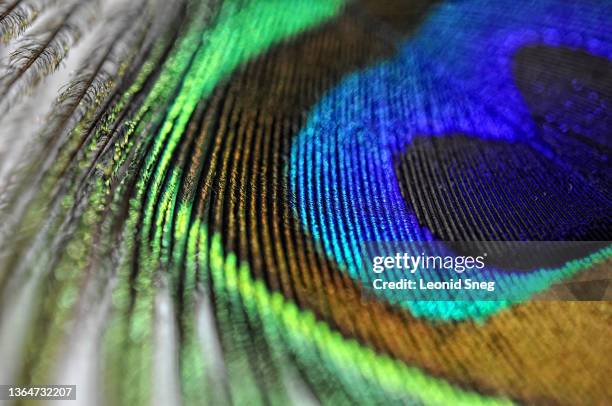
[37,0,151,167]
[0,0,186,393]
[0,0,59,43]
[0,0,99,116]
[0,0,156,251]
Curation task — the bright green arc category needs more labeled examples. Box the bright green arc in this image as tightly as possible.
[206,229,513,406]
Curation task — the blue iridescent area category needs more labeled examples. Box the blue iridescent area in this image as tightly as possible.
[289,0,612,320]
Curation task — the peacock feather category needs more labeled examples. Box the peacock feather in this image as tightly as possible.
[0,0,610,405]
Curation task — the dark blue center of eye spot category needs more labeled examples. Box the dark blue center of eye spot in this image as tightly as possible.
[393,46,612,269]
[512,45,611,192]
[394,134,611,243]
